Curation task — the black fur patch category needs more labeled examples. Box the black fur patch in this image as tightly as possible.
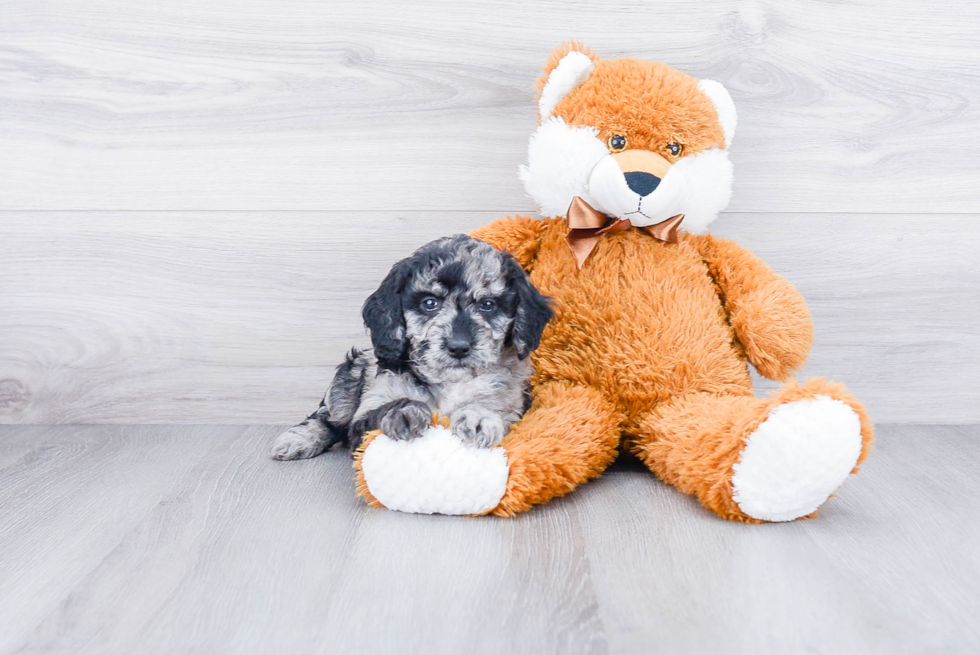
[522,383,534,413]
[450,309,476,343]
[408,239,458,283]
[501,253,553,359]
[436,260,465,290]
[362,260,411,365]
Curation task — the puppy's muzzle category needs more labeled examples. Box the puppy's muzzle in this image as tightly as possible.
[447,312,475,360]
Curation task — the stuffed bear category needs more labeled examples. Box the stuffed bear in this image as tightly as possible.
[356,43,873,522]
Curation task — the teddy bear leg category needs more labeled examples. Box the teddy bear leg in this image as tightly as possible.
[488,380,623,517]
[630,379,873,523]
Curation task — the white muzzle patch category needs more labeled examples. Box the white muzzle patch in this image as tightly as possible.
[520,118,734,233]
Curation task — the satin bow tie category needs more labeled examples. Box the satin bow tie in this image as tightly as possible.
[565,196,685,268]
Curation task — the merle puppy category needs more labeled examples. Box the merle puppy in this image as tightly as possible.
[270,235,552,460]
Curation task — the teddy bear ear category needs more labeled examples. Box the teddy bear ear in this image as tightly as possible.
[697,79,737,148]
[537,42,598,120]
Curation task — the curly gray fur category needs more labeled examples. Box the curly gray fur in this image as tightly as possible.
[270,235,552,460]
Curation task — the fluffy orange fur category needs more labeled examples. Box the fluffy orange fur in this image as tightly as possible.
[352,45,872,520]
[541,42,725,159]
[461,45,873,521]
[352,431,384,508]
[354,42,873,523]
[472,216,873,521]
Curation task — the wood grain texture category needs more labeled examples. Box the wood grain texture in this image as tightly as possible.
[574,424,980,654]
[1,211,976,424]
[1,0,979,212]
[0,425,220,649]
[0,424,977,654]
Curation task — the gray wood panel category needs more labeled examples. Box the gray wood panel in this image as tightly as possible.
[0,424,977,654]
[1,211,976,424]
[575,425,980,654]
[1,1,978,212]
[0,425,220,649]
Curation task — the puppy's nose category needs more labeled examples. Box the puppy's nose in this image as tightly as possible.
[447,339,471,359]
[624,171,661,197]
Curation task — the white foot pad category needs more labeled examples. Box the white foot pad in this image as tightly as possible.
[360,425,509,515]
[732,395,862,522]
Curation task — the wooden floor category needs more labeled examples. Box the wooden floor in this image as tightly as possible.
[0,425,976,654]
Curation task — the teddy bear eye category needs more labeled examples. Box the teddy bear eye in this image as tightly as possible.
[667,142,682,156]
[608,134,628,152]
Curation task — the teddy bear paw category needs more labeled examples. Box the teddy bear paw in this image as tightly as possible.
[731,395,863,522]
[359,424,509,515]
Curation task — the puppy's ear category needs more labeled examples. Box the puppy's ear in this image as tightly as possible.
[503,254,553,359]
[362,259,410,364]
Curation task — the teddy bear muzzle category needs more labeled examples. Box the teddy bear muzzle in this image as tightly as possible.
[613,149,671,184]
[614,149,672,197]
[587,149,685,227]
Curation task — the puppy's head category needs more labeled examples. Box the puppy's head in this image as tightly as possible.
[362,235,552,382]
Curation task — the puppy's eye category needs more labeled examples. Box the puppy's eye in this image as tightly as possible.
[420,297,441,312]
[478,299,497,312]
[666,142,682,157]
[608,134,628,152]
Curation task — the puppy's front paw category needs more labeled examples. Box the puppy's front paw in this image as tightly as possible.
[452,409,505,448]
[270,423,329,460]
[379,400,431,441]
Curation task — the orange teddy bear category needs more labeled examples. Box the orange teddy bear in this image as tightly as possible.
[353,43,874,522]
[463,43,874,522]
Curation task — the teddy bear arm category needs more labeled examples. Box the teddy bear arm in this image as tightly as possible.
[695,234,813,381]
[470,215,547,271]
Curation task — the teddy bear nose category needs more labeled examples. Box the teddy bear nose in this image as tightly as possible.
[624,171,661,197]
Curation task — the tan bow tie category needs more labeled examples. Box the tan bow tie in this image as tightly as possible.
[565,196,685,268]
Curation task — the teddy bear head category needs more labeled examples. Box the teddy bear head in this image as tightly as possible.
[519,43,737,233]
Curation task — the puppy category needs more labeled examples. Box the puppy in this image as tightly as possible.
[270,234,552,460]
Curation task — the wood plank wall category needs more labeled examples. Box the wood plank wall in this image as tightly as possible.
[1,0,978,424]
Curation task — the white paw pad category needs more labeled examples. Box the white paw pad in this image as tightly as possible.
[732,395,863,522]
[360,425,509,515]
